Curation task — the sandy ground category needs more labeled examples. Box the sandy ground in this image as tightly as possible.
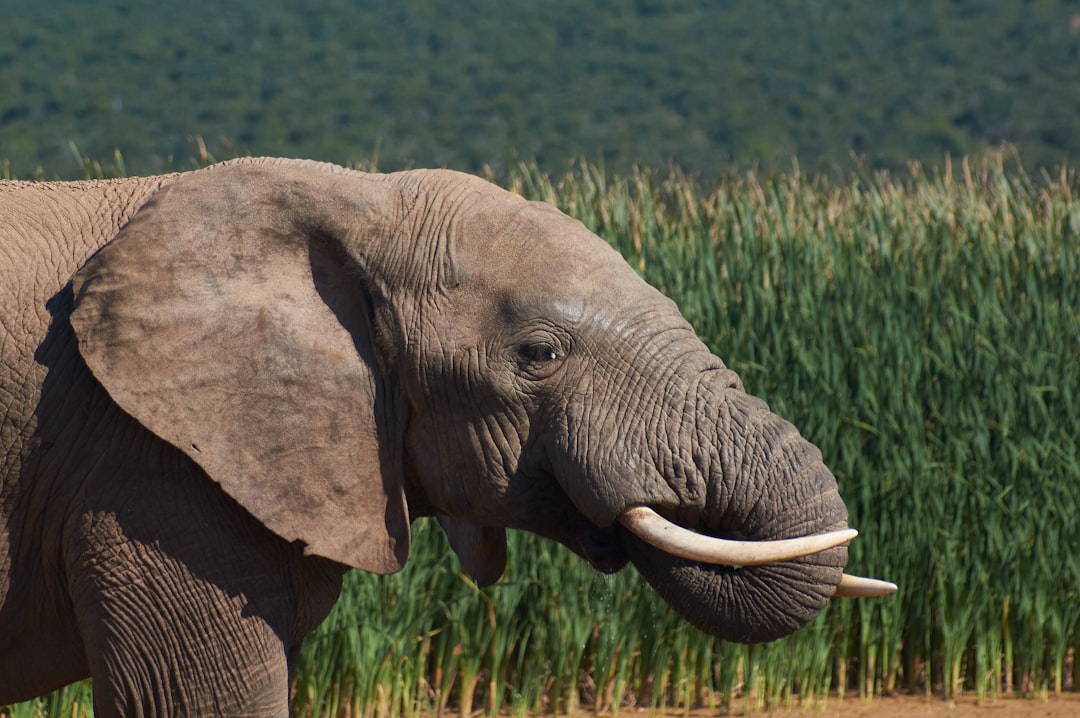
[646,693,1080,717]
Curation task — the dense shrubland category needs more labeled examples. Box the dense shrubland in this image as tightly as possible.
[3,0,1079,180]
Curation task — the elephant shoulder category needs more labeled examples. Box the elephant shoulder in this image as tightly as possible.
[0,175,178,476]
[2,176,175,334]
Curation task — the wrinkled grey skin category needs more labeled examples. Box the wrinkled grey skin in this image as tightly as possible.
[0,158,847,715]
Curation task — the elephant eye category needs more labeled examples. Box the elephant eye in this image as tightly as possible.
[513,329,570,379]
[517,342,559,365]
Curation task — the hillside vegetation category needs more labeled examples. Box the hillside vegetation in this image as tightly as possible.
[2,0,1079,179]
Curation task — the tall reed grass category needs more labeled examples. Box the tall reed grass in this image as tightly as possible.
[6,154,1078,716]
[294,154,1080,715]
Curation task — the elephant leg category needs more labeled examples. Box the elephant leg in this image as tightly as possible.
[62,436,343,717]
[0,590,88,704]
[0,505,89,703]
[0,600,86,703]
[76,578,292,717]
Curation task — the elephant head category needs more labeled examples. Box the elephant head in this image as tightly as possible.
[71,158,892,644]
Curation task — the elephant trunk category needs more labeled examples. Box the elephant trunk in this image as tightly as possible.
[621,376,849,643]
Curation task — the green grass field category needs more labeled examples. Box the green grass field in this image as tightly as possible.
[6,154,1079,716]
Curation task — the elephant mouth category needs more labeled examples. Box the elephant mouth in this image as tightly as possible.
[578,523,630,574]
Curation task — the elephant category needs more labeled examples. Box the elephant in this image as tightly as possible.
[0,157,893,715]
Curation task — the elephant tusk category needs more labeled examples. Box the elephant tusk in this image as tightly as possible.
[833,573,898,598]
[618,506,857,567]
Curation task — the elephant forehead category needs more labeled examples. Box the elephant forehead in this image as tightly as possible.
[459,203,645,297]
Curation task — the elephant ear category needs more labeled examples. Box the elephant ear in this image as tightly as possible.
[70,160,411,574]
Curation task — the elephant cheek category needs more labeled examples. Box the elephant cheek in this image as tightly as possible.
[621,531,844,643]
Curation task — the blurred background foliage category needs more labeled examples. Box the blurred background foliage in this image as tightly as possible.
[2,0,1079,180]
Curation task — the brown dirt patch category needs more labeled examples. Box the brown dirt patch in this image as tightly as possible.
[640,693,1080,717]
